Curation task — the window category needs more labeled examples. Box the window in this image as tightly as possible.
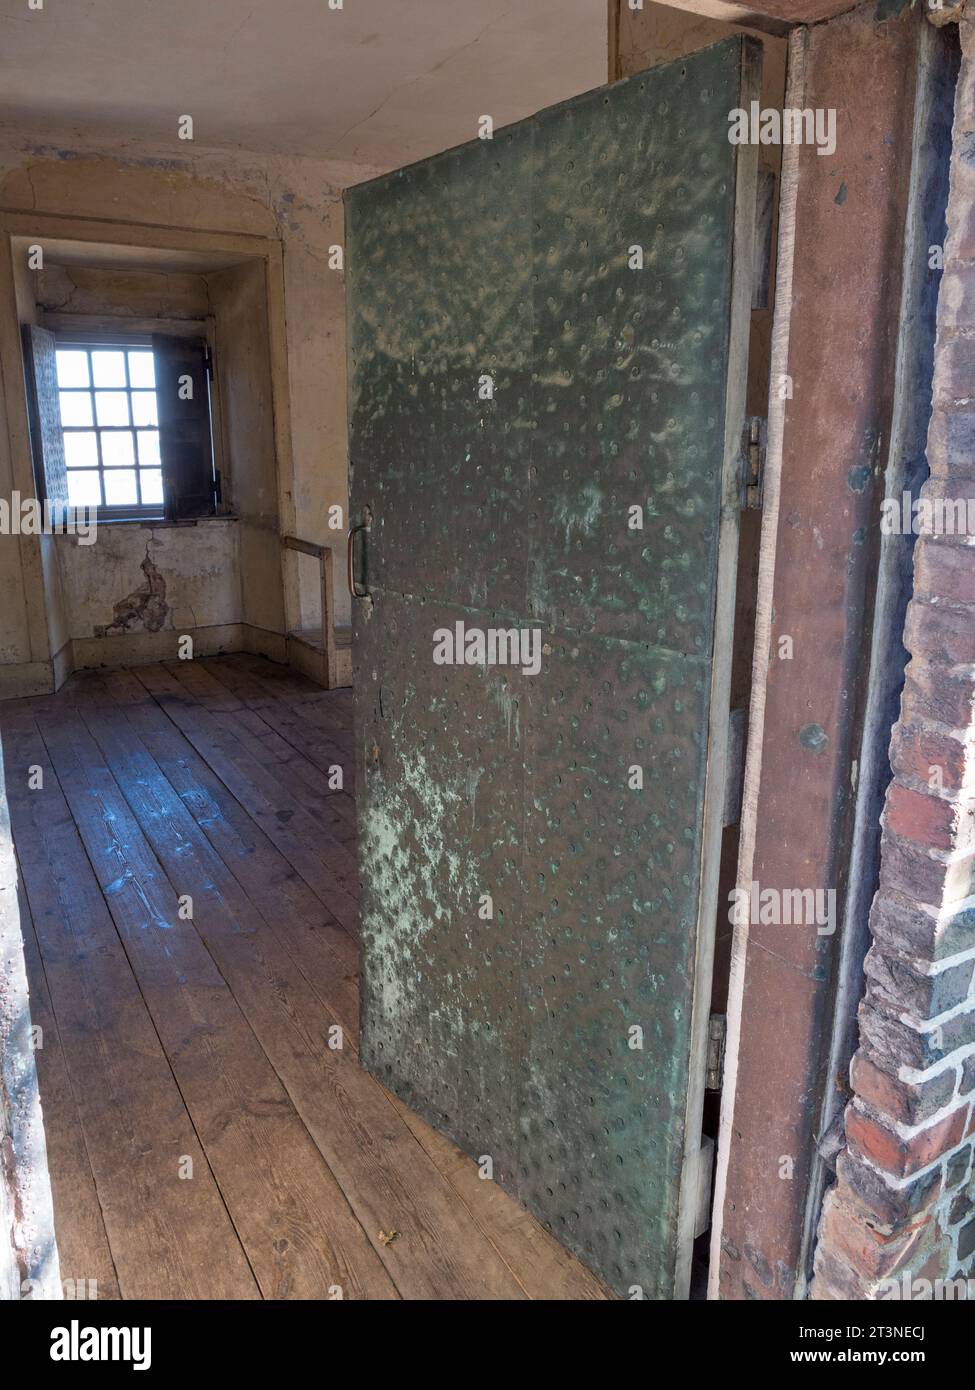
[23,326,218,522]
[55,342,163,513]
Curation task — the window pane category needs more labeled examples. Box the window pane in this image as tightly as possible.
[101,432,135,468]
[63,432,99,468]
[67,470,101,506]
[131,392,158,427]
[59,392,93,427]
[137,430,161,467]
[103,469,138,506]
[56,350,90,388]
[140,469,163,506]
[91,350,127,388]
[128,352,155,389]
[95,391,129,426]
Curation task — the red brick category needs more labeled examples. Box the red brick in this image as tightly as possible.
[901,658,975,728]
[834,1148,942,1231]
[905,598,975,665]
[916,543,975,606]
[860,996,975,1072]
[946,153,975,262]
[933,336,975,408]
[935,268,975,333]
[851,1052,907,1116]
[927,408,975,480]
[865,949,974,1022]
[869,891,975,961]
[846,1104,969,1178]
[858,1000,944,1072]
[819,1193,931,1280]
[884,784,957,851]
[810,1247,869,1301]
[850,1050,958,1124]
[879,830,975,909]
[890,724,969,792]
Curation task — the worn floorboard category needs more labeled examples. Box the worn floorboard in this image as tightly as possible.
[17,880,121,1302]
[4,715,260,1300]
[1,655,610,1301]
[135,664,361,932]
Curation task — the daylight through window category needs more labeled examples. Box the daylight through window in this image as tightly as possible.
[55,343,163,512]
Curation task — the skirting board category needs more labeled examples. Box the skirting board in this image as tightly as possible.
[0,624,292,700]
[0,660,57,700]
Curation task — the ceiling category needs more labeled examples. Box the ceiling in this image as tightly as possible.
[0,0,608,172]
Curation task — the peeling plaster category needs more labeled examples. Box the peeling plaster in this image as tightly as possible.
[93,548,169,639]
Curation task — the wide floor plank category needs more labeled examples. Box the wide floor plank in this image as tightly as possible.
[32,708,397,1301]
[203,656,355,790]
[3,719,259,1300]
[134,664,361,932]
[17,881,121,1302]
[98,678,360,1034]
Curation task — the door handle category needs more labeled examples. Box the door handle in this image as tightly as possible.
[347,522,370,599]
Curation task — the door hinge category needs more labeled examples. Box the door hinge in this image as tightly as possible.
[706,1013,727,1091]
[740,415,766,510]
[203,344,214,379]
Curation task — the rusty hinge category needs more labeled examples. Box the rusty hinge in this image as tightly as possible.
[706,1013,727,1091]
[740,416,766,510]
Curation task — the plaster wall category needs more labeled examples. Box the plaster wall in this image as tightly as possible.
[206,260,284,644]
[55,519,241,657]
[35,263,210,323]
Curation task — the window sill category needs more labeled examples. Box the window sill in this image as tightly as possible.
[92,514,239,527]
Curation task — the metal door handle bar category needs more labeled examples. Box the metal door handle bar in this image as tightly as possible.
[347,523,370,598]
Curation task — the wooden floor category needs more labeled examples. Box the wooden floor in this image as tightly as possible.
[2,654,608,1301]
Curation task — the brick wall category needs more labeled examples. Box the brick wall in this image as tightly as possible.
[812,13,975,1299]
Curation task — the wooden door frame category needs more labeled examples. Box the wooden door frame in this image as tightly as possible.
[675,39,761,1296]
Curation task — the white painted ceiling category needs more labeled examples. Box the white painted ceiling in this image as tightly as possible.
[0,0,607,171]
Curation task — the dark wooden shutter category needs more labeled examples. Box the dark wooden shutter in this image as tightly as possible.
[153,335,216,520]
[22,325,68,515]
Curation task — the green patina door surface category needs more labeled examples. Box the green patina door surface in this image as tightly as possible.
[346,37,760,1298]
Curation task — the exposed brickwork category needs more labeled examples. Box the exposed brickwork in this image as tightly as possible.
[812,16,975,1298]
